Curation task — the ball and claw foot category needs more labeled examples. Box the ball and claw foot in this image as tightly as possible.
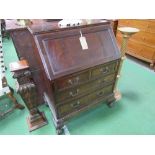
[107,99,116,108]
[150,63,155,72]
[107,91,122,108]
[56,128,64,135]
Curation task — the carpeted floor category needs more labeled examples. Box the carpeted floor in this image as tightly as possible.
[0,38,155,135]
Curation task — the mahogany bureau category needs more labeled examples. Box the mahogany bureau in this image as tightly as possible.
[5,19,118,107]
[27,20,121,134]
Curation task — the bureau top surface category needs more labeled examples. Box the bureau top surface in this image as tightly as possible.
[5,19,27,31]
[30,22,121,80]
[6,19,112,35]
[5,19,61,32]
[28,19,110,34]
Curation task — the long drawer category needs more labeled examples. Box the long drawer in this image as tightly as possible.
[129,31,155,47]
[57,84,113,118]
[55,73,116,103]
[128,40,155,60]
[147,21,155,33]
[54,60,118,91]
[118,20,149,32]
[117,34,155,60]
[117,31,155,48]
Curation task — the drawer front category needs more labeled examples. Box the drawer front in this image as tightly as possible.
[121,30,155,47]
[147,21,155,33]
[117,31,155,60]
[55,73,116,103]
[55,70,90,90]
[128,40,155,60]
[57,85,113,117]
[116,36,155,59]
[91,61,118,78]
[118,20,155,34]
[118,20,149,32]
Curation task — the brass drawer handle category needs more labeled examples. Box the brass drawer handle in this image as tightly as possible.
[69,89,79,97]
[71,101,80,108]
[96,91,104,97]
[100,67,109,74]
[68,76,79,85]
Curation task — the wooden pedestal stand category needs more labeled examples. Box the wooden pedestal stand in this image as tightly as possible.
[114,27,140,101]
[10,60,48,131]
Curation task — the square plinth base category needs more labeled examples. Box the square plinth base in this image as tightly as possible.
[26,112,48,132]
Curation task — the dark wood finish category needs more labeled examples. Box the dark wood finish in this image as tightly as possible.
[0,87,25,119]
[117,19,155,69]
[0,76,25,118]
[110,20,118,36]
[28,21,121,134]
[5,20,46,106]
[57,84,114,117]
[5,20,119,133]
[5,19,118,106]
[55,73,116,103]
[31,22,120,80]
[10,60,48,131]
[0,22,24,118]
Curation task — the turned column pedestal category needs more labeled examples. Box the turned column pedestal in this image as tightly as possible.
[114,27,140,101]
[10,59,48,131]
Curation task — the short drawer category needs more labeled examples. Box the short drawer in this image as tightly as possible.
[57,85,113,118]
[91,61,118,78]
[55,70,90,91]
[55,73,116,103]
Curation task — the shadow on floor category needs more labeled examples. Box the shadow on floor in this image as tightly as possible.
[122,91,141,102]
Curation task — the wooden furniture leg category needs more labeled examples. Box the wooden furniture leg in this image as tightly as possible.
[10,59,48,132]
[0,90,25,118]
[150,63,155,71]
[1,74,25,111]
[7,90,25,110]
